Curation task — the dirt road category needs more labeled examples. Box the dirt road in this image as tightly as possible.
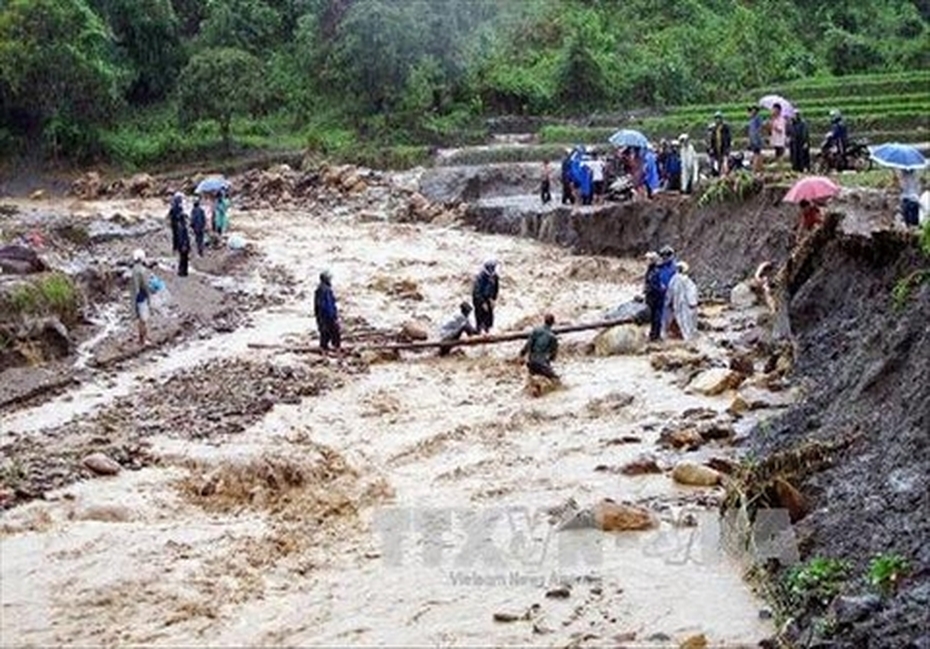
[1,198,775,646]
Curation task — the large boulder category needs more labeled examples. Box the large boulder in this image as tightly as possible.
[127,173,155,197]
[672,461,722,487]
[688,367,744,396]
[604,299,650,325]
[729,281,757,309]
[0,245,47,275]
[82,452,121,476]
[593,499,658,531]
[593,324,646,356]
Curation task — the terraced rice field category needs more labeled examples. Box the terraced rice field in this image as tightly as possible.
[439,71,929,166]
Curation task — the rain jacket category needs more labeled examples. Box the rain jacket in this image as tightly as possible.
[825,120,848,155]
[169,204,184,252]
[191,205,207,233]
[748,114,764,150]
[644,150,660,191]
[520,325,558,364]
[664,272,699,340]
[214,196,229,233]
[680,142,699,190]
[314,279,338,323]
[472,268,499,305]
[657,258,677,292]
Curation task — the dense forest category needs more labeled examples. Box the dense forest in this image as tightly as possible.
[1,0,927,166]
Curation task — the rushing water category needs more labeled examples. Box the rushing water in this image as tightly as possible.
[1,194,773,646]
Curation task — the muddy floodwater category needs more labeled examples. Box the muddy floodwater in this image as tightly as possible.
[1,196,775,646]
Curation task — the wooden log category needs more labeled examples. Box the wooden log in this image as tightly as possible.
[355,316,640,353]
[248,316,642,356]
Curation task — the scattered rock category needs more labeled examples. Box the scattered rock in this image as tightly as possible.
[682,407,717,420]
[29,189,45,200]
[727,393,750,415]
[679,633,708,649]
[0,245,47,275]
[593,499,658,531]
[730,281,757,309]
[728,352,755,376]
[82,452,121,476]
[593,325,646,356]
[545,585,571,599]
[605,435,642,445]
[620,455,662,476]
[672,462,721,487]
[661,427,704,450]
[688,367,743,396]
[650,348,709,372]
[829,594,882,626]
[493,610,530,623]
[736,386,797,410]
[399,321,429,341]
[696,421,734,442]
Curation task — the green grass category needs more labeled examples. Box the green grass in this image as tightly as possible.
[7,273,81,325]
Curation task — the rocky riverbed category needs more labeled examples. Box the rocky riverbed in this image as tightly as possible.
[0,161,817,646]
[1,157,924,647]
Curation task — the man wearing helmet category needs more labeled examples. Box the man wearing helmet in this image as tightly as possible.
[822,109,849,169]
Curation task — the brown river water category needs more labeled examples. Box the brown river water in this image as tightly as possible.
[1,193,774,646]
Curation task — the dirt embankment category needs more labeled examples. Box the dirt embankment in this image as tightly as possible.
[752,228,929,647]
[461,173,927,645]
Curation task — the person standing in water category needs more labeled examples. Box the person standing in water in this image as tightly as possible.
[472,259,500,334]
[130,248,151,346]
[314,271,341,353]
[519,313,559,380]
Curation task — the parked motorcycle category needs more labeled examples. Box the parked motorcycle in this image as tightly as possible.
[816,139,873,173]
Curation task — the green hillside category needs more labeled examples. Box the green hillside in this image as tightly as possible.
[0,0,927,167]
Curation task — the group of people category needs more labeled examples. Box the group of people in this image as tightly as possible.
[167,190,231,276]
[644,246,699,343]
[550,139,700,206]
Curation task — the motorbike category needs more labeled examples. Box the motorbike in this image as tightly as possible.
[816,138,873,173]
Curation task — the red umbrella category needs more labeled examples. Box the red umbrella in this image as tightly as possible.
[783,176,840,203]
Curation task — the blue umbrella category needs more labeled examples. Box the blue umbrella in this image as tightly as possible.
[608,129,649,149]
[869,143,927,170]
[195,176,230,194]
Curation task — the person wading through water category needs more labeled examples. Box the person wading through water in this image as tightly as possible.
[438,301,479,356]
[314,270,341,354]
[472,259,500,334]
[519,313,559,380]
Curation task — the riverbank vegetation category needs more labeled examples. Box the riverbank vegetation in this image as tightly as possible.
[0,0,927,168]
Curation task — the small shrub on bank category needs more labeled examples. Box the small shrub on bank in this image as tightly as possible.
[7,273,81,325]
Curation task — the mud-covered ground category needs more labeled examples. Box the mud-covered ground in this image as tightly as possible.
[0,171,803,647]
[0,196,298,409]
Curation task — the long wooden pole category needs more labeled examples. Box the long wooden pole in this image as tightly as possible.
[247,315,642,356]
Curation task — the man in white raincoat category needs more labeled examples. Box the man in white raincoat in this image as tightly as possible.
[664,261,699,340]
[678,134,699,194]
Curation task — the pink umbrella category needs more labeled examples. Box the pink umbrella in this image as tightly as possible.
[784,176,840,203]
[759,94,796,118]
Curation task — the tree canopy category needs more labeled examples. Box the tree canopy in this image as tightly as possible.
[0,0,926,161]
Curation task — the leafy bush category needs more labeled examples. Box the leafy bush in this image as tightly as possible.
[785,557,850,607]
